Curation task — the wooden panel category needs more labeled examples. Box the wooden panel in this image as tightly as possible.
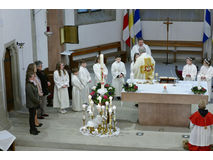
[4,49,14,112]
[145,40,203,47]
[121,92,208,105]
[138,103,191,127]
[47,9,65,71]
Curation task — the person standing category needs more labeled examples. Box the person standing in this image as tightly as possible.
[35,61,51,118]
[93,56,108,84]
[188,101,213,151]
[182,57,197,81]
[53,62,70,114]
[133,46,155,80]
[78,60,92,104]
[71,68,84,111]
[26,63,42,127]
[197,58,213,102]
[111,55,126,100]
[26,72,41,135]
[131,38,152,61]
[130,53,140,80]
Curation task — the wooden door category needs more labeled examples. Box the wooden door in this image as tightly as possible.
[4,48,14,112]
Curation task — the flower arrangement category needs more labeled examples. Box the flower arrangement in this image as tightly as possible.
[123,83,138,92]
[191,86,207,95]
[90,83,115,105]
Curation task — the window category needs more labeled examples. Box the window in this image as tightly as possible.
[140,9,204,22]
[75,9,116,25]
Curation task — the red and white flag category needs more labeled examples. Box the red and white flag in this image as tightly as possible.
[122,9,130,47]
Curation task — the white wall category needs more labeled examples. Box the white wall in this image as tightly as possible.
[34,9,48,69]
[0,9,34,107]
[65,9,123,50]
[65,9,205,60]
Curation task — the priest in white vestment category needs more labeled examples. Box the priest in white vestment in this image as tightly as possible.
[111,55,127,99]
[79,60,92,104]
[93,56,108,84]
[133,47,155,80]
[131,38,152,61]
[197,58,213,102]
[71,68,84,112]
[182,57,197,81]
[53,63,70,114]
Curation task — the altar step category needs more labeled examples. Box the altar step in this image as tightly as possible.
[113,100,138,123]
[8,110,188,151]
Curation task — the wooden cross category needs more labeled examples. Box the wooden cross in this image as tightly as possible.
[163,17,173,64]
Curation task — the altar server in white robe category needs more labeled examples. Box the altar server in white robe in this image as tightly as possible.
[130,53,140,80]
[188,101,213,151]
[111,55,127,100]
[197,58,213,102]
[93,56,108,84]
[53,63,70,114]
[131,37,152,61]
[72,68,84,111]
[182,57,197,81]
[133,47,155,80]
[79,60,92,104]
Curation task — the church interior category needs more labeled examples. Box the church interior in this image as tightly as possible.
[0,8,213,151]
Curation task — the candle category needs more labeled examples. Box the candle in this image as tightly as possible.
[90,100,94,112]
[101,105,105,114]
[97,104,101,113]
[109,108,112,115]
[88,95,92,103]
[98,96,102,104]
[113,106,116,121]
[83,115,86,120]
[100,54,104,67]
[82,104,87,110]
[109,96,113,105]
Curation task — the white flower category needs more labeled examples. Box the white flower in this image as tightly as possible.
[109,87,112,90]
[198,86,201,90]
[92,86,96,90]
[129,83,133,87]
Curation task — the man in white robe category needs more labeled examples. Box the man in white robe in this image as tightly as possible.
[79,60,92,104]
[93,57,108,84]
[197,58,213,102]
[131,38,152,61]
[111,55,126,99]
[182,57,197,81]
[133,47,155,80]
[53,66,70,114]
[72,68,84,112]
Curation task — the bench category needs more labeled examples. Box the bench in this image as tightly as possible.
[145,40,203,62]
[69,42,127,68]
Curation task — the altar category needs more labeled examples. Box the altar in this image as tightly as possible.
[121,80,208,127]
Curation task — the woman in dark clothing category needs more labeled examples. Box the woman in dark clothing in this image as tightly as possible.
[26,72,41,135]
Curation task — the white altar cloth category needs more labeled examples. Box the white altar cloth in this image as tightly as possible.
[126,79,208,96]
[0,130,16,151]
